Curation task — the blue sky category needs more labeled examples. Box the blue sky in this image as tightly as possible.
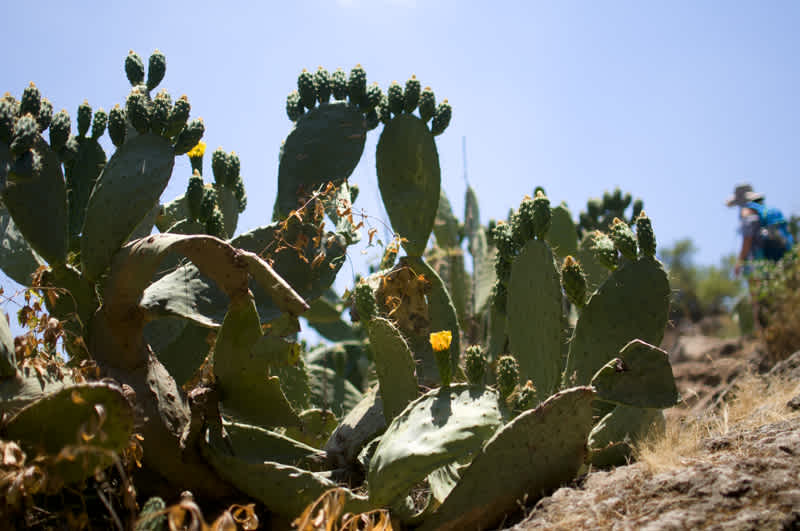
[2,1,799,325]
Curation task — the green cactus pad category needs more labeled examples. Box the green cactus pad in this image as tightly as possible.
[0,367,77,416]
[283,409,338,450]
[80,133,174,280]
[1,138,68,265]
[213,298,301,428]
[0,203,44,286]
[323,386,387,469]
[367,384,506,507]
[545,203,578,261]
[420,386,595,531]
[201,444,371,519]
[506,239,564,397]
[590,339,679,409]
[146,321,210,386]
[223,419,326,470]
[564,257,670,385]
[367,317,418,422]
[275,101,366,219]
[4,382,135,485]
[376,114,441,256]
[588,404,664,468]
[307,363,363,418]
[65,136,107,247]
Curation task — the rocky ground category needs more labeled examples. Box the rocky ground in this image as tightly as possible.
[507,321,800,531]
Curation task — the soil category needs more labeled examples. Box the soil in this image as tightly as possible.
[505,318,800,531]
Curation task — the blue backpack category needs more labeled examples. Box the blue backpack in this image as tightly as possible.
[745,201,795,261]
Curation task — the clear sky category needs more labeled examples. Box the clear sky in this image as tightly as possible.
[2,1,799,324]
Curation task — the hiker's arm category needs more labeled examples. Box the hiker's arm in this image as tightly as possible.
[736,235,753,275]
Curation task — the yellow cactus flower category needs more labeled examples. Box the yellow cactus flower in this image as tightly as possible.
[429,330,452,352]
[186,140,206,159]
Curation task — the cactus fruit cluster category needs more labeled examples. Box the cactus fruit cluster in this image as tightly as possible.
[1,50,677,530]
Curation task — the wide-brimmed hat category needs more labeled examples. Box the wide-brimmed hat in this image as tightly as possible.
[725,183,764,207]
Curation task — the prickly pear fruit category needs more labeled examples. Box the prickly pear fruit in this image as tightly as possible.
[125,50,145,86]
[126,90,150,134]
[226,152,240,186]
[107,105,126,147]
[513,380,537,413]
[186,140,205,173]
[635,211,656,258]
[173,118,204,155]
[186,171,204,222]
[465,345,487,385]
[404,75,421,113]
[90,108,107,140]
[297,69,316,110]
[199,185,218,223]
[496,354,520,401]
[0,97,18,142]
[353,281,377,322]
[365,83,382,113]
[48,109,70,151]
[20,82,41,117]
[431,99,452,136]
[205,207,225,238]
[36,98,53,132]
[348,64,367,107]
[532,190,551,240]
[513,195,536,243]
[211,147,226,185]
[10,113,37,157]
[285,90,303,122]
[146,49,166,91]
[632,198,644,220]
[610,217,637,260]
[491,221,518,262]
[592,231,619,270]
[150,90,171,136]
[387,81,404,116]
[379,242,398,270]
[166,95,190,138]
[76,100,92,137]
[377,94,391,125]
[561,255,587,309]
[232,177,247,213]
[315,67,331,104]
[364,109,379,131]
[331,68,348,101]
[419,86,436,122]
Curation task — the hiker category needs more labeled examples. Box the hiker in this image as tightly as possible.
[726,183,794,277]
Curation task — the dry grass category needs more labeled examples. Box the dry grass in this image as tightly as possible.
[636,371,800,475]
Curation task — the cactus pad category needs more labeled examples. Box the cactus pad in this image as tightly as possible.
[590,339,679,409]
[368,384,506,507]
[367,317,418,422]
[376,114,441,256]
[506,239,564,396]
[419,386,595,531]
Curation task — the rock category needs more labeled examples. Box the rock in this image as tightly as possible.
[509,417,800,530]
